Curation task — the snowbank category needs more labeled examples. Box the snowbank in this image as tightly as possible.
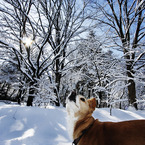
[0,103,145,145]
[0,103,71,145]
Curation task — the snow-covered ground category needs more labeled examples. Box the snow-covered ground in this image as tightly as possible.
[0,103,145,145]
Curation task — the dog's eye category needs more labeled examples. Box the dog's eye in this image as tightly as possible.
[80,98,85,102]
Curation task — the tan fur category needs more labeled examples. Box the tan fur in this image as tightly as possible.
[66,95,145,145]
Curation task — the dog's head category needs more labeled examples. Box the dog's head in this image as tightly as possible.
[66,91,96,119]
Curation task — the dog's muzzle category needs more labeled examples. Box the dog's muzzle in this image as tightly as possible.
[68,90,77,103]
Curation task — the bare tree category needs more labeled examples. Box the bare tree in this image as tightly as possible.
[35,0,90,105]
[0,0,35,105]
[0,0,90,106]
[91,0,145,109]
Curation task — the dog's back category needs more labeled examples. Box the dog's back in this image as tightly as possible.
[79,119,145,145]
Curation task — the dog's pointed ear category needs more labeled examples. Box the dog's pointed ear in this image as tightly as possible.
[88,98,96,112]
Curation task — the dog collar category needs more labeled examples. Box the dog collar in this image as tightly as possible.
[72,121,95,145]
[72,135,82,145]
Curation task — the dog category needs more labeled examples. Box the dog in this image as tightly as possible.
[66,91,145,145]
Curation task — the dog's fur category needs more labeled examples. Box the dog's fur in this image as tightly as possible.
[66,92,145,145]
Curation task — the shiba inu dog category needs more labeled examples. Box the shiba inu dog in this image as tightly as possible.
[66,91,145,145]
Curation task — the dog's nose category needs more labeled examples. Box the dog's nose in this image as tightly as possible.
[68,90,76,102]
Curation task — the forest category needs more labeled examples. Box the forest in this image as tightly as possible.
[0,0,145,110]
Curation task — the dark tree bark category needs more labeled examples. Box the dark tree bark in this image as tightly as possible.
[27,81,36,106]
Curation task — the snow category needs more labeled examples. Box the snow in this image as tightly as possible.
[0,103,145,145]
[0,103,71,145]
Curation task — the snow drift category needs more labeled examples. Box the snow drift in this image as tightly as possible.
[0,103,145,145]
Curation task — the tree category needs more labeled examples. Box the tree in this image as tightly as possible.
[0,0,90,106]
[65,30,117,107]
[0,62,19,101]
[91,0,145,109]
[0,0,38,106]
[35,0,90,105]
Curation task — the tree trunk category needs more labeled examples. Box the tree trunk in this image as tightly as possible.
[54,72,61,106]
[128,79,137,109]
[27,81,36,106]
[17,89,22,105]
[98,91,103,108]
[27,95,33,106]
[126,64,138,109]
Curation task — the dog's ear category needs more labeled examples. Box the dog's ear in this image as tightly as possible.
[88,98,96,111]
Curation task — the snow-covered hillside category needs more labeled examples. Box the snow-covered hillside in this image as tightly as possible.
[0,103,145,145]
